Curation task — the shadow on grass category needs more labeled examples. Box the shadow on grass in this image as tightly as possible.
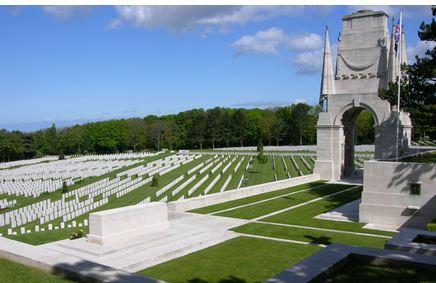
[304,235,332,245]
[52,259,157,283]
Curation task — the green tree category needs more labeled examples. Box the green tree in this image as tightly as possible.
[379,14,436,140]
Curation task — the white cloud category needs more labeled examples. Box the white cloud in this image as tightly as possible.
[198,6,304,26]
[294,98,307,104]
[233,100,292,108]
[113,6,233,30]
[111,6,326,32]
[107,19,123,30]
[232,27,286,55]
[42,6,93,20]
[232,28,323,56]
[287,33,323,51]
[407,40,436,62]
[294,49,324,74]
[293,43,338,75]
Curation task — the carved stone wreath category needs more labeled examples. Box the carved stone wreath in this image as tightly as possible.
[339,53,380,71]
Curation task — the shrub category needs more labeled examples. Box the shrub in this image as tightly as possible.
[61,182,69,194]
[427,218,436,232]
[34,151,44,159]
[151,175,159,187]
[257,152,268,164]
[257,139,264,153]
[70,229,86,240]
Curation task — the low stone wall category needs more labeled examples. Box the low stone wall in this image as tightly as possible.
[167,174,320,212]
[359,160,436,230]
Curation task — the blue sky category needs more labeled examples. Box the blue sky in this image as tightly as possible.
[0,5,434,131]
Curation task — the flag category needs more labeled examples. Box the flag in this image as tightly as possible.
[394,21,401,53]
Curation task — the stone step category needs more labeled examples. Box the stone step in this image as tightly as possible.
[113,231,237,272]
[103,228,214,260]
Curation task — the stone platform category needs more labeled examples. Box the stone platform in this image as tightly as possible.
[42,211,248,273]
[315,199,360,222]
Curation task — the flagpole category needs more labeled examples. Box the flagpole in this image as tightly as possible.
[395,12,403,162]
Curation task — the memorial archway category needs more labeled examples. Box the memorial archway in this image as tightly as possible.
[339,106,377,178]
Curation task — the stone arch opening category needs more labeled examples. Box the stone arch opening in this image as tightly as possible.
[341,106,377,178]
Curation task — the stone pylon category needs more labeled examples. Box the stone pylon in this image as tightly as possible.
[387,20,398,84]
[319,26,335,112]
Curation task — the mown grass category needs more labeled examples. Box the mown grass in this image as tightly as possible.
[138,236,321,283]
[215,184,352,220]
[0,256,73,282]
[233,222,388,249]
[189,180,327,214]
[263,187,396,237]
[244,157,276,187]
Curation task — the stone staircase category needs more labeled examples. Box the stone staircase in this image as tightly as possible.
[43,212,246,273]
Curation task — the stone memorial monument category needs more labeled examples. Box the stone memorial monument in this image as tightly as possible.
[314,9,412,180]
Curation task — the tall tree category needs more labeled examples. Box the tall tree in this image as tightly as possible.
[379,13,436,140]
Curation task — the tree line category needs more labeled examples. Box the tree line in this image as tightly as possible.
[0,104,324,162]
[0,102,379,163]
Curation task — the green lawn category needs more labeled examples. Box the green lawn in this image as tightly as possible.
[328,260,436,282]
[400,152,436,164]
[0,256,73,283]
[263,188,395,237]
[189,181,327,214]
[244,157,276,187]
[215,184,352,220]
[138,236,321,283]
[233,222,388,249]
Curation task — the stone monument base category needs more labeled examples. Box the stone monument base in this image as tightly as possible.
[87,202,169,246]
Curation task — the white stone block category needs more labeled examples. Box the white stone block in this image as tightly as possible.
[48,224,53,230]
[35,225,40,232]
[87,202,169,246]
[67,225,72,228]
[72,221,77,228]
[41,228,45,232]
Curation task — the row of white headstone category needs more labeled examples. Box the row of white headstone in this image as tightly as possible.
[0,156,58,170]
[5,219,89,236]
[1,153,195,235]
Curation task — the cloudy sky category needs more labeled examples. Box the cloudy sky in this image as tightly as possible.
[0,5,434,131]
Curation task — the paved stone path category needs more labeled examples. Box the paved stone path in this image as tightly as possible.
[255,221,392,239]
[235,232,327,248]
